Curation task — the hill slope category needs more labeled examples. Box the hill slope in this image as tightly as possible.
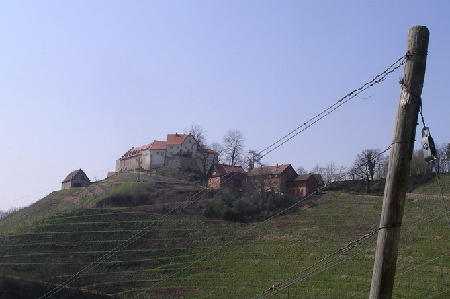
[0,171,448,298]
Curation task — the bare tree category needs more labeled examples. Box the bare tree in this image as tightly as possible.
[210,142,224,163]
[311,164,326,181]
[434,143,449,173]
[351,149,384,192]
[374,155,389,179]
[447,143,450,159]
[324,163,338,183]
[0,207,22,220]
[442,143,450,173]
[410,149,433,176]
[327,163,348,182]
[186,123,207,149]
[196,148,219,180]
[410,142,450,175]
[296,166,307,175]
[245,150,264,171]
[222,129,245,166]
[314,163,348,184]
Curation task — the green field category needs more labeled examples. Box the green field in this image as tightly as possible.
[0,172,448,298]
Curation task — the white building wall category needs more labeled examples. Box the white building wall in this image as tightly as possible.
[181,135,198,155]
[150,149,166,167]
[116,134,201,172]
[141,150,151,170]
[166,144,180,157]
[116,156,140,172]
[166,135,198,157]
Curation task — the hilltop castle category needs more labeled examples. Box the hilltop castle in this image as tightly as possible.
[115,133,218,173]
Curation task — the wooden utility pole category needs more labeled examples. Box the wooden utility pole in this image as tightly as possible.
[369,26,429,298]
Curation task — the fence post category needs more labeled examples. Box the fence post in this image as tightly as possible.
[369,26,429,299]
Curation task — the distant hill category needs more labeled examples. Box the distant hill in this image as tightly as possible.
[0,169,448,298]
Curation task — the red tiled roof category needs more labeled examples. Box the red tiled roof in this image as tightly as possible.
[166,133,189,145]
[211,164,245,176]
[247,164,292,176]
[119,132,195,160]
[293,174,315,181]
[199,148,218,154]
[132,143,153,152]
[149,140,167,150]
[290,173,323,183]
[120,140,167,159]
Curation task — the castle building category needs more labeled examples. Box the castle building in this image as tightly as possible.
[116,133,217,172]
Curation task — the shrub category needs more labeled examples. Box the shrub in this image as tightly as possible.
[202,191,297,222]
[0,276,115,298]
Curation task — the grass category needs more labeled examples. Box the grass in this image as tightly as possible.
[0,173,161,237]
[412,172,450,196]
[0,170,448,298]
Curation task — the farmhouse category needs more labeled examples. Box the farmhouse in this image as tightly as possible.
[244,164,323,197]
[207,164,246,192]
[246,164,298,195]
[116,133,218,172]
[61,169,90,190]
[287,173,322,197]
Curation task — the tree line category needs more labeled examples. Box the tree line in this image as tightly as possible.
[0,207,23,220]
[300,143,450,193]
[187,123,450,191]
[187,124,260,171]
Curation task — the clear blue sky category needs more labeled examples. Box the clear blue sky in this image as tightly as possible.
[1,1,449,211]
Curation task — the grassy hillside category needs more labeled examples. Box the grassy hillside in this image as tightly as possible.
[411,172,450,196]
[0,170,448,298]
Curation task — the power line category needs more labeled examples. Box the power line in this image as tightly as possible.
[138,147,396,295]
[418,95,450,227]
[37,184,211,299]
[424,288,449,299]
[399,251,450,277]
[258,55,406,158]
[134,185,328,298]
[251,141,450,298]
[255,205,448,299]
[3,186,59,206]
[349,251,450,298]
[136,144,395,297]
[140,55,409,294]
[252,226,381,298]
[38,54,406,298]
[39,148,390,298]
